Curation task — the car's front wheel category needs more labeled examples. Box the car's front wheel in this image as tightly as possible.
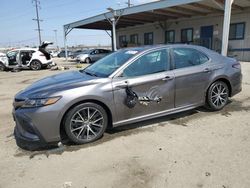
[0,62,6,71]
[85,57,91,64]
[64,102,108,144]
[207,81,229,111]
[30,60,42,70]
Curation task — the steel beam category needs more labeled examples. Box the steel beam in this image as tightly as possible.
[221,0,234,56]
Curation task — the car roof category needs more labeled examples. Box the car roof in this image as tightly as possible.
[8,48,37,52]
[120,44,212,54]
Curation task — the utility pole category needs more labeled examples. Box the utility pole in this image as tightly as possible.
[53,29,58,50]
[32,0,42,45]
[126,0,132,7]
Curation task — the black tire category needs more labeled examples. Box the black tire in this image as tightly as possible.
[85,57,91,64]
[206,81,229,111]
[64,102,108,144]
[30,60,42,70]
[0,62,6,71]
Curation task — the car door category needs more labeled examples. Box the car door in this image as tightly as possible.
[90,49,101,61]
[112,48,175,124]
[6,50,19,66]
[171,47,211,108]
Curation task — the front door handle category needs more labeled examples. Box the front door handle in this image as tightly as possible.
[203,68,211,73]
[162,76,174,81]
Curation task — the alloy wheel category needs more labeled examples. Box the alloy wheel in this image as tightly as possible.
[210,82,228,109]
[0,64,5,71]
[85,58,91,64]
[30,61,41,70]
[70,107,104,141]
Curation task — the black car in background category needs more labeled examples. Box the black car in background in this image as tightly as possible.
[57,50,73,58]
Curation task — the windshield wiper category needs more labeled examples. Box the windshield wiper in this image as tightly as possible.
[82,70,98,77]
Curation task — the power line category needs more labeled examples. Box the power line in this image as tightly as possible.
[32,0,42,45]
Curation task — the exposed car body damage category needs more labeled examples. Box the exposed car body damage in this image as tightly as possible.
[125,86,162,108]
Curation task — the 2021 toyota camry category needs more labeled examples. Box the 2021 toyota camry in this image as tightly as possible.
[12,44,242,150]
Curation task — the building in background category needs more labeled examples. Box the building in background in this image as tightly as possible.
[64,0,250,61]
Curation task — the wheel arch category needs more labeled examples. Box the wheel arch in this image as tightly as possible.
[0,61,6,71]
[85,57,91,63]
[29,59,42,65]
[206,76,232,98]
[59,99,113,141]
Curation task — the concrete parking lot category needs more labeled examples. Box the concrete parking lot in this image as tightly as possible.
[0,59,250,188]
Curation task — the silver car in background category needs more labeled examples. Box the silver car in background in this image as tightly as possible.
[76,49,111,63]
[12,45,242,150]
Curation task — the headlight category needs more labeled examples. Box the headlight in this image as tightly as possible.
[22,96,61,108]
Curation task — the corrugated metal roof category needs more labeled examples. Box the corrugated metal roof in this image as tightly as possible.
[64,0,250,31]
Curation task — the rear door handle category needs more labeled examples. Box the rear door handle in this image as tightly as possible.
[162,76,174,81]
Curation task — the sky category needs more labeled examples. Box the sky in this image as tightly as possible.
[0,0,157,48]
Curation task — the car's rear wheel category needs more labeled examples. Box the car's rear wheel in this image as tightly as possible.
[64,102,108,144]
[30,60,42,70]
[85,57,91,64]
[207,81,229,111]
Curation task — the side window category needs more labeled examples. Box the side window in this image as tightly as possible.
[7,51,18,58]
[165,30,175,43]
[173,48,209,69]
[123,49,169,77]
[7,51,18,60]
[229,22,245,40]
[181,28,193,43]
[144,32,154,45]
[119,35,127,47]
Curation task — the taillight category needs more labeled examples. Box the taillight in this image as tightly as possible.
[232,62,241,69]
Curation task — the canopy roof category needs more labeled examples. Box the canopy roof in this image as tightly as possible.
[64,0,250,31]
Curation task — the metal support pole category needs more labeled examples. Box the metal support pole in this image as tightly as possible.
[111,29,114,51]
[111,18,117,51]
[53,29,58,50]
[64,30,68,61]
[221,0,234,56]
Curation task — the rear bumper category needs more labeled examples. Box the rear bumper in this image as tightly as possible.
[231,72,242,97]
[42,60,56,67]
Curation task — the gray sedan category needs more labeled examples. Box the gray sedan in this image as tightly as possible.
[75,49,111,63]
[12,45,242,150]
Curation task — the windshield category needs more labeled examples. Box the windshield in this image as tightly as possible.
[81,50,91,54]
[82,49,141,77]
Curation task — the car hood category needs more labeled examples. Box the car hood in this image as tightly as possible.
[0,52,6,57]
[15,70,97,99]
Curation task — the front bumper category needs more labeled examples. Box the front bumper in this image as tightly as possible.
[13,108,50,150]
[14,127,47,150]
[12,102,62,150]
